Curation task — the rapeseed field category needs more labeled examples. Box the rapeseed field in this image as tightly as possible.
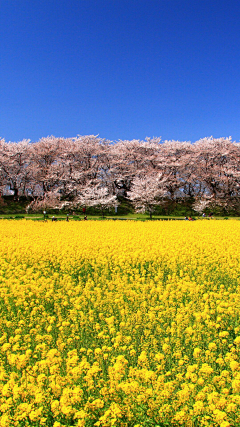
[0,220,240,427]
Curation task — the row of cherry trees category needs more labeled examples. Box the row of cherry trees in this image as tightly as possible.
[0,135,240,214]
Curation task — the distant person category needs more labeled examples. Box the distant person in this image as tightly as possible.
[84,216,88,220]
[52,216,57,222]
[184,216,188,220]
[202,212,206,217]
[66,214,69,222]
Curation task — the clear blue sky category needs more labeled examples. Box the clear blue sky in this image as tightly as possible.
[1,0,240,143]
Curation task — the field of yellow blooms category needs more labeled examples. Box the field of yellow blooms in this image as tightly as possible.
[0,220,240,427]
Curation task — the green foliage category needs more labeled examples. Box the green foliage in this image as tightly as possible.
[0,196,29,214]
[2,195,240,217]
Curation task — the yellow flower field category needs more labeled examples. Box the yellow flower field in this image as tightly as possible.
[0,220,240,427]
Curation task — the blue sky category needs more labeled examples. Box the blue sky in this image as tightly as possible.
[1,0,240,143]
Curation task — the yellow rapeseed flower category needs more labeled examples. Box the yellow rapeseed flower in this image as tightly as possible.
[0,220,240,425]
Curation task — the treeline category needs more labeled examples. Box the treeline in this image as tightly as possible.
[0,135,240,215]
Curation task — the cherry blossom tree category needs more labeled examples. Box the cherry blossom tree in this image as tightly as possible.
[158,140,194,200]
[1,134,240,215]
[109,138,162,197]
[76,184,118,217]
[192,137,240,212]
[127,174,166,219]
[53,135,110,201]
[192,199,212,215]
[0,138,31,199]
[26,191,61,213]
[29,136,66,198]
